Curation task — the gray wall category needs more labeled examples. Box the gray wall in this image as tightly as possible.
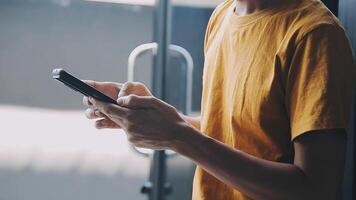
[339,0,356,199]
[339,0,356,50]
[0,0,154,110]
[0,0,211,112]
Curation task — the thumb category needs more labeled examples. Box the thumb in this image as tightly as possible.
[117,95,159,109]
[83,80,122,97]
[83,80,103,90]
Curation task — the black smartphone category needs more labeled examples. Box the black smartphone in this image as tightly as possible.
[52,68,117,104]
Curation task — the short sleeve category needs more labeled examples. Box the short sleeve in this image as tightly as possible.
[286,24,356,140]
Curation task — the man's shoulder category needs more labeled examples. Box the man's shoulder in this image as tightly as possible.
[204,0,234,53]
[206,0,233,35]
[283,0,345,43]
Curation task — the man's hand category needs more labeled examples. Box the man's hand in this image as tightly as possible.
[83,81,152,129]
[89,95,190,150]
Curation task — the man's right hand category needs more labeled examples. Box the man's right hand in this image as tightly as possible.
[83,81,152,129]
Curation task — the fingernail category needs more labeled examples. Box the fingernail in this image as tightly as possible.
[117,98,124,106]
[94,110,101,116]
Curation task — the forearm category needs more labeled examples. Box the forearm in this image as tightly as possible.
[180,114,201,130]
[172,126,314,200]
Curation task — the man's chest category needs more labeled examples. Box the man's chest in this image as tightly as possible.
[202,30,288,134]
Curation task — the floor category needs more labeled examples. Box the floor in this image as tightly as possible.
[0,105,149,200]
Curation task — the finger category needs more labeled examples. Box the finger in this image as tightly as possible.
[89,97,128,119]
[83,96,93,107]
[118,82,138,96]
[83,80,122,97]
[83,80,104,91]
[117,95,160,109]
[118,81,150,98]
[85,108,105,119]
[95,118,121,129]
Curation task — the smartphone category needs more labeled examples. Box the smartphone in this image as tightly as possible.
[52,68,117,104]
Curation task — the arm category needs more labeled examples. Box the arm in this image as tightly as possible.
[173,127,346,200]
[89,95,346,200]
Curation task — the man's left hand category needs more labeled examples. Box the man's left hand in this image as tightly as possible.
[89,95,189,150]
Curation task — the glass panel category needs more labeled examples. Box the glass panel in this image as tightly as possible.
[163,2,220,200]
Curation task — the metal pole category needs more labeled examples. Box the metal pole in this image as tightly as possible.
[153,0,171,98]
[151,0,171,200]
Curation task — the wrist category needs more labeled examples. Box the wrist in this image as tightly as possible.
[170,122,204,155]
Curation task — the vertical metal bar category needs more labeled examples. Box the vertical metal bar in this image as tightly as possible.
[151,0,172,200]
[153,0,171,99]
[152,151,167,200]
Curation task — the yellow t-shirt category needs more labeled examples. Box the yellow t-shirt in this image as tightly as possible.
[193,0,356,199]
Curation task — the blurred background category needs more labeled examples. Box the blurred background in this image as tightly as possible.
[0,0,220,199]
[0,0,355,200]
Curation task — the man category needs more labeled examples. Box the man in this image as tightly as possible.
[83,0,356,199]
